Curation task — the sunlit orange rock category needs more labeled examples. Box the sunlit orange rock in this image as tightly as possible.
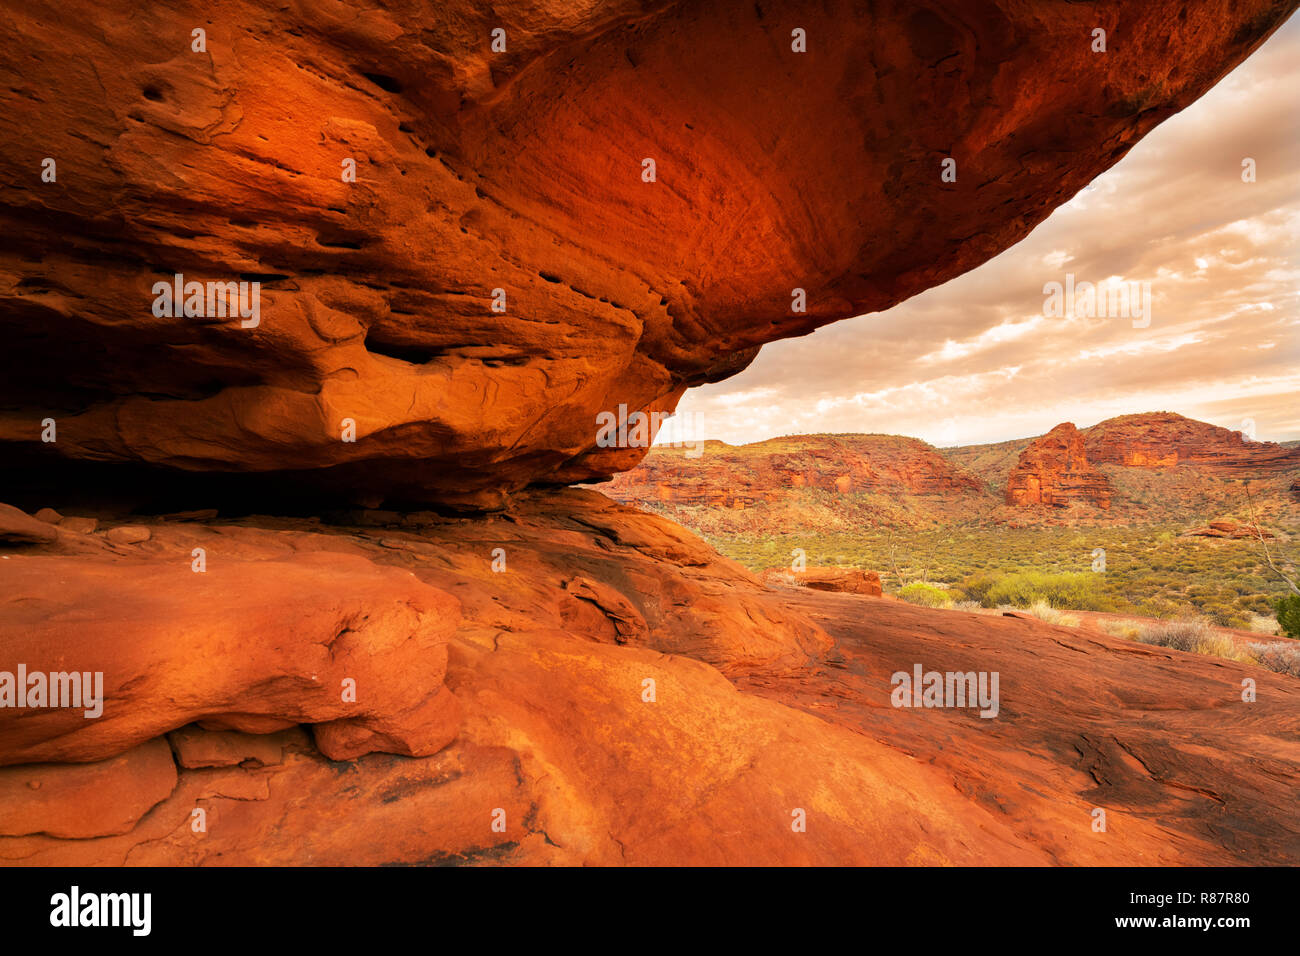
[1086,412,1300,474]
[1181,520,1275,540]
[0,1,1293,506]
[0,739,176,839]
[1006,423,1113,510]
[0,548,462,765]
[2,493,1297,865]
[0,0,1297,869]
[763,566,883,596]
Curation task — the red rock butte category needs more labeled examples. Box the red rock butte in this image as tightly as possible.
[1006,422,1114,510]
[1,2,1298,867]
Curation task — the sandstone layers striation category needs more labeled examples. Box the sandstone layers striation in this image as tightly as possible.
[1,1,1298,866]
[1,0,1295,506]
[1085,413,1300,474]
[3,497,1298,865]
[1005,422,1113,509]
[605,434,985,509]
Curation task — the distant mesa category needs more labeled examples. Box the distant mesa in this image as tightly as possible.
[1085,412,1300,474]
[605,412,1300,530]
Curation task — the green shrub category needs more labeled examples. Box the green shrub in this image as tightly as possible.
[982,570,1113,611]
[1275,594,1300,640]
[898,581,953,608]
[957,571,999,606]
[1205,606,1251,629]
[1135,596,1182,619]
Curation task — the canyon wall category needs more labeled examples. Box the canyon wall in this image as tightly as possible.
[1085,412,1300,473]
[604,434,987,510]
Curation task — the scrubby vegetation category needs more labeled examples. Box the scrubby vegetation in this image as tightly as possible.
[1091,616,1299,676]
[696,516,1300,678]
[1249,641,1300,677]
[1132,617,1246,662]
[960,570,1110,611]
[711,523,1296,629]
[897,581,952,608]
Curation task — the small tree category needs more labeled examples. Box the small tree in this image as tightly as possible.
[1277,594,1300,639]
[1242,482,1299,638]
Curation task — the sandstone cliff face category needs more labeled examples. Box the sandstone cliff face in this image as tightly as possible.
[592,412,1299,532]
[1,1,1294,506]
[604,434,987,508]
[1005,422,1113,510]
[939,413,1300,527]
[1085,412,1300,474]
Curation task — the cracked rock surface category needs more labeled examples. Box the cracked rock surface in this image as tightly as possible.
[2,492,1297,864]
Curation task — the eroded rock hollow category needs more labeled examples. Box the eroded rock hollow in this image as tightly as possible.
[2,1,1297,866]
[1,0,1292,507]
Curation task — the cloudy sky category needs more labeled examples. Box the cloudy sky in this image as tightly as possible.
[666,13,1299,449]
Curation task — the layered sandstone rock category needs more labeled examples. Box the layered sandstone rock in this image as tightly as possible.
[602,433,991,531]
[1085,412,1300,474]
[1181,520,1276,540]
[1,0,1297,869]
[0,503,57,544]
[0,738,177,839]
[167,725,293,770]
[762,566,884,596]
[1005,423,1113,510]
[0,1,1293,506]
[3,495,1298,865]
[0,551,463,765]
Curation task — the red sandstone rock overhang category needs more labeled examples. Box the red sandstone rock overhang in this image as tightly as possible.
[0,0,1293,507]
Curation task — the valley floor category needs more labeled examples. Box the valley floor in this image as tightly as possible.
[706,522,1298,631]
